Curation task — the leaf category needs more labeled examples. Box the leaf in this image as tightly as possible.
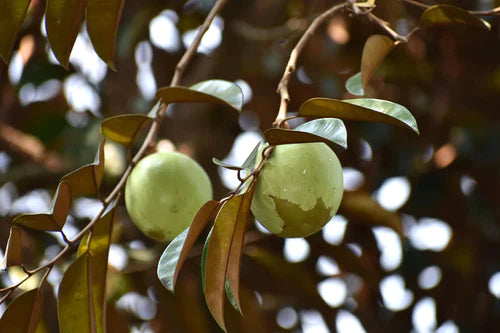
[225,189,254,313]
[61,140,105,196]
[156,80,243,112]
[201,228,212,293]
[361,35,394,91]
[212,158,245,171]
[0,0,31,62]
[14,181,71,231]
[299,98,419,134]
[340,191,403,236]
[147,100,163,119]
[100,115,150,147]
[76,200,117,333]
[0,288,43,332]
[86,0,124,69]
[1,227,23,269]
[58,252,96,333]
[240,141,261,170]
[420,5,490,30]
[345,72,364,96]
[157,200,220,292]
[204,194,245,332]
[264,118,348,149]
[45,0,87,68]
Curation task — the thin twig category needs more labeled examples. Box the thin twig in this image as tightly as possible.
[366,12,408,42]
[275,2,349,126]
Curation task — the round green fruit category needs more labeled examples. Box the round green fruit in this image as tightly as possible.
[125,151,212,242]
[251,143,343,238]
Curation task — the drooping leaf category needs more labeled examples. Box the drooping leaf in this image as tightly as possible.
[361,35,394,91]
[204,194,245,332]
[345,72,364,96]
[299,98,419,134]
[0,0,31,62]
[76,200,117,333]
[45,0,87,68]
[100,115,150,147]
[14,181,71,231]
[264,118,348,149]
[86,0,124,69]
[212,158,245,171]
[1,226,23,269]
[420,5,490,30]
[0,288,43,332]
[340,191,403,236]
[61,140,105,196]
[156,80,244,112]
[226,188,254,313]
[240,141,261,170]
[157,200,220,292]
[58,252,96,333]
[225,278,239,312]
[201,228,213,293]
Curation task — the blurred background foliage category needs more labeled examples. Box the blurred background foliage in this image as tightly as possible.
[0,0,499,332]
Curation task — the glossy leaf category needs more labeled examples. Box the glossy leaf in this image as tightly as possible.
[212,158,245,171]
[58,252,96,333]
[299,98,419,134]
[201,228,213,293]
[421,5,490,30]
[0,0,31,62]
[61,140,105,196]
[340,191,403,235]
[156,80,243,112]
[345,72,364,96]
[147,100,163,119]
[204,194,245,332]
[45,0,87,68]
[361,35,394,91]
[0,288,43,332]
[86,0,124,69]
[1,226,23,269]
[14,181,71,231]
[100,115,150,147]
[241,141,261,170]
[264,118,347,149]
[157,200,220,292]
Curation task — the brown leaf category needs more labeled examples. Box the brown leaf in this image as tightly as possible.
[100,115,151,147]
[1,226,23,269]
[0,0,31,62]
[361,35,394,91]
[0,288,43,333]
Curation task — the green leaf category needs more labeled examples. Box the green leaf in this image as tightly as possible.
[345,72,364,96]
[420,5,490,30]
[299,98,419,134]
[361,35,394,91]
[0,288,43,332]
[45,0,87,68]
[86,0,124,69]
[14,181,71,231]
[0,0,31,62]
[61,140,105,196]
[212,158,245,171]
[224,278,239,312]
[147,100,163,119]
[100,115,150,147]
[0,227,23,269]
[264,118,348,149]
[201,228,212,294]
[240,141,261,170]
[156,80,243,112]
[157,200,220,292]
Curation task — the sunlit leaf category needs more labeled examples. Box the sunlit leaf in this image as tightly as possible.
[86,0,124,69]
[226,188,254,313]
[58,252,96,333]
[340,191,402,235]
[240,141,261,170]
[204,194,245,331]
[264,118,347,149]
[345,72,364,96]
[147,100,163,119]
[45,0,87,68]
[100,115,150,147]
[156,80,243,112]
[14,181,71,231]
[61,140,105,196]
[0,288,43,332]
[1,227,23,269]
[361,35,394,91]
[421,5,490,30]
[212,158,245,171]
[0,0,31,62]
[157,200,220,292]
[299,98,419,134]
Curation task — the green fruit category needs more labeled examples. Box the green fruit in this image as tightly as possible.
[125,152,212,242]
[251,143,343,238]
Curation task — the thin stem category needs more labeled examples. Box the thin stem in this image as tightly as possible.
[171,0,229,86]
[275,2,349,126]
[367,12,408,42]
